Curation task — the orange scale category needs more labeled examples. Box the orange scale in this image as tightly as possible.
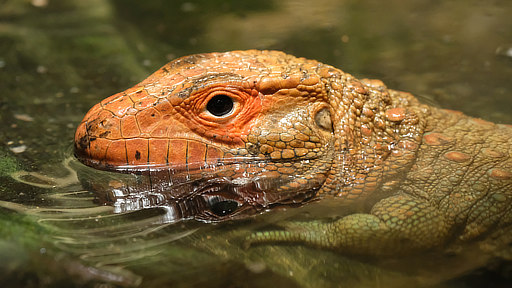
[105,140,128,166]
[423,132,452,146]
[92,109,117,125]
[136,107,162,134]
[169,95,183,106]
[101,117,122,140]
[88,138,111,163]
[180,67,206,78]
[168,139,188,168]
[125,138,149,166]
[149,122,169,137]
[123,85,144,96]
[206,146,223,165]
[154,100,173,114]
[120,115,141,138]
[133,95,158,110]
[126,87,146,101]
[187,141,207,167]
[444,151,471,163]
[488,168,512,180]
[104,96,134,118]
[148,139,170,167]
[142,83,164,96]
[165,73,187,87]
[385,107,406,122]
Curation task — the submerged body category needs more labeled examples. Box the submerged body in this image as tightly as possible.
[75,50,512,256]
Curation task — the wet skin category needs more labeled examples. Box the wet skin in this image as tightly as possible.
[75,50,512,256]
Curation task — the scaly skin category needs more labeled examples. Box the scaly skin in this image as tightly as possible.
[75,50,512,256]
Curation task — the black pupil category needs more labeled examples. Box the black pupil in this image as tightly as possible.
[206,95,234,116]
[210,200,239,216]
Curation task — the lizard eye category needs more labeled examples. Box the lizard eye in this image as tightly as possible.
[206,94,234,117]
[209,198,240,216]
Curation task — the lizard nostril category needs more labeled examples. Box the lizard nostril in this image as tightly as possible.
[314,107,333,132]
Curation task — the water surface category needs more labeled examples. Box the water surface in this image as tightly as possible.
[1,0,512,287]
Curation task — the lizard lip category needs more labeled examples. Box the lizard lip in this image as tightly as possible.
[73,102,236,173]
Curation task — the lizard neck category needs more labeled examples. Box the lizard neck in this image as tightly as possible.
[319,76,430,205]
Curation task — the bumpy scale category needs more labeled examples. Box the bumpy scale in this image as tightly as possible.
[75,50,512,256]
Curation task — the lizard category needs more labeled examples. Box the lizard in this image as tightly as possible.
[74,50,512,256]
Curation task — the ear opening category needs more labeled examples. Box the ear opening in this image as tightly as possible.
[314,107,334,133]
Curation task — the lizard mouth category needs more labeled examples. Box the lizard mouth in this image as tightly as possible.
[73,129,268,176]
[75,118,328,222]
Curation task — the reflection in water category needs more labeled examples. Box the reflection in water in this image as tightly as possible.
[11,157,312,225]
[6,159,199,286]
[95,176,310,223]
[75,156,321,223]
[5,157,511,287]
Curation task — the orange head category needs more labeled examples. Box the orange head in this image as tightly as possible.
[75,50,337,174]
[74,50,414,219]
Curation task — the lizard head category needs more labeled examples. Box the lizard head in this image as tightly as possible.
[75,50,413,221]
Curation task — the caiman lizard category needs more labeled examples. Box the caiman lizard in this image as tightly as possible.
[74,50,512,256]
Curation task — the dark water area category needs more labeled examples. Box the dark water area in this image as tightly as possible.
[1,0,512,287]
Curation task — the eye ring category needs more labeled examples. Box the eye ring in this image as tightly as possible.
[206,94,234,117]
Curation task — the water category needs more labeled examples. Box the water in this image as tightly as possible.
[1,0,512,287]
